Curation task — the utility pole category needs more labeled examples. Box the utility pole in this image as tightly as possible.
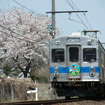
[46,0,87,39]
[52,0,55,39]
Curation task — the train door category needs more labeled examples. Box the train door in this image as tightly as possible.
[67,46,81,79]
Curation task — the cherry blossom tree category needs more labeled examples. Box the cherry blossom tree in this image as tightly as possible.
[0,8,51,78]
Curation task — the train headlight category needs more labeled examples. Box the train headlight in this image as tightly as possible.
[54,67,59,77]
[89,67,95,77]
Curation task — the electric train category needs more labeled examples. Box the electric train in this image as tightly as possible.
[49,32,105,99]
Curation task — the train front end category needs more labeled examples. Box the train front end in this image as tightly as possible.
[49,33,100,99]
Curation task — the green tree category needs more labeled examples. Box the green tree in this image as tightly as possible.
[3,64,11,76]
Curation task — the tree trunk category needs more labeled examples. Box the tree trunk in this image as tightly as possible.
[13,56,31,78]
[24,72,28,78]
[24,61,31,78]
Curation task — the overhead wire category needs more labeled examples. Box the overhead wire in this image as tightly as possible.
[69,0,93,36]
[0,24,33,42]
[12,0,41,16]
[0,24,43,43]
[64,0,90,30]
[0,0,51,43]
[65,0,89,30]
[83,14,92,30]
[70,0,92,30]
[70,0,80,11]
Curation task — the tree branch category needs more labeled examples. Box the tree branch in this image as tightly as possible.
[12,56,24,72]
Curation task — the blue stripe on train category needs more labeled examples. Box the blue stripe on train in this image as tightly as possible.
[49,67,99,73]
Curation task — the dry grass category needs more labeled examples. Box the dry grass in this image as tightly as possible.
[0,78,36,102]
[36,83,51,100]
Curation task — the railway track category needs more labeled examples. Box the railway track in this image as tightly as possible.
[0,98,86,105]
[1,97,104,105]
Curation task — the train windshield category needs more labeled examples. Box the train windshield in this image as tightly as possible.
[83,48,96,62]
[69,47,79,62]
[52,49,64,62]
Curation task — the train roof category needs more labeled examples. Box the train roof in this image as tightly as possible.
[50,33,99,42]
[50,32,105,51]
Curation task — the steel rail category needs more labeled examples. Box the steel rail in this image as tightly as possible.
[1,97,104,105]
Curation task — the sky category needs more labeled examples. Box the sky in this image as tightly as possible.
[0,0,105,43]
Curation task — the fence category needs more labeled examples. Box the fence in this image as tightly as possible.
[27,88,38,101]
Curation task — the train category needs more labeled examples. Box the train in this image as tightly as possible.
[49,32,105,99]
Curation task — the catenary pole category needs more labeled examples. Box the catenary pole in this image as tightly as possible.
[52,0,55,39]
[46,0,87,39]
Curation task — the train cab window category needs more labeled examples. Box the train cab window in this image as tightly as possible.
[69,47,79,62]
[52,49,64,62]
[83,48,96,62]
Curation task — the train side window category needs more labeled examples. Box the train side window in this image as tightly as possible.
[52,49,64,62]
[83,48,96,62]
[69,47,79,62]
